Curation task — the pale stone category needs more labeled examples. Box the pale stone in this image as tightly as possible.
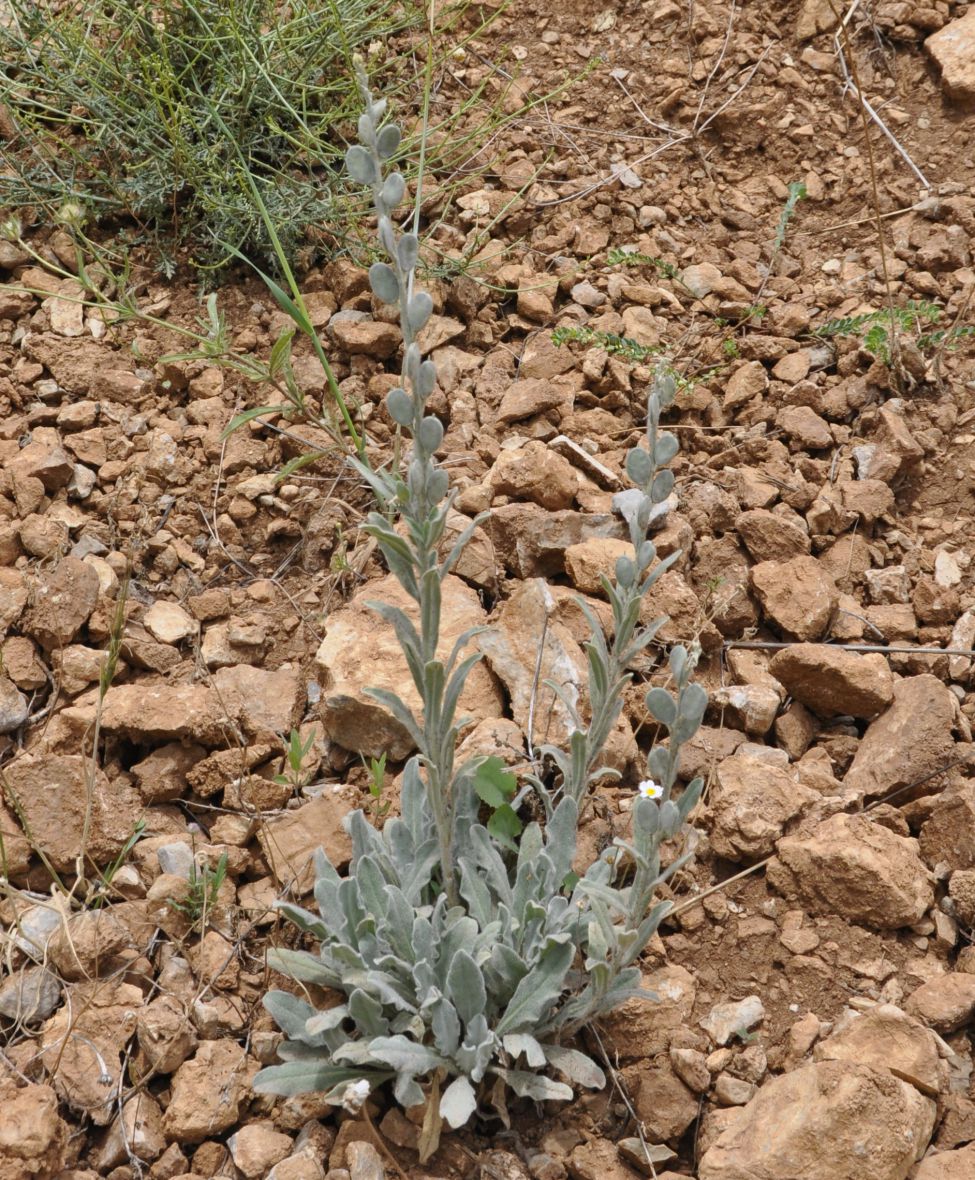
[698,1061,935,1180]
[315,573,501,759]
[144,601,199,645]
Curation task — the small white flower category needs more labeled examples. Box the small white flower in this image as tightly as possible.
[341,1078,371,1114]
[638,779,663,800]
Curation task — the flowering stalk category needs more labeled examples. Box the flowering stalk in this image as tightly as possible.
[344,60,486,909]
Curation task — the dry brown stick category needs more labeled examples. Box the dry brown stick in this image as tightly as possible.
[723,640,975,657]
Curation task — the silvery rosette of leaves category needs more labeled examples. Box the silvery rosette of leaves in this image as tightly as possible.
[253,63,706,1159]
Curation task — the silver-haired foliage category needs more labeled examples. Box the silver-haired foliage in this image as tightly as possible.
[254,62,706,1158]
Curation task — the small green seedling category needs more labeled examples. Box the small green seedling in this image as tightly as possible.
[275,728,318,792]
[90,818,147,908]
[169,852,229,931]
[362,752,391,822]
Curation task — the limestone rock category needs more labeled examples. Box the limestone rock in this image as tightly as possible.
[844,675,957,800]
[814,1003,945,1096]
[564,538,631,595]
[797,0,838,39]
[0,676,28,734]
[599,964,697,1061]
[136,995,198,1075]
[710,684,781,737]
[478,577,585,748]
[723,361,768,409]
[131,742,206,804]
[948,868,975,924]
[904,973,975,1034]
[22,557,100,651]
[490,504,624,578]
[328,313,400,358]
[677,725,748,781]
[488,441,578,509]
[40,979,143,1125]
[315,573,501,759]
[709,755,819,862]
[101,683,223,745]
[228,1124,294,1179]
[47,910,132,981]
[0,1078,68,1180]
[0,568,28,637]
[701,995,765,1047]
[2,754,143,873]
[257,790,354,893]
[948,611,975,681]
[633,1064,699,1142]
[212,664,302,741]
[777,405,832,450]
[915,1143,975,1179]
[144,601,199,645]
[0,966,61,1024]
[750,556,838,641]
[643,570,722,651]
[768,644,894,718]
[346,1140,387,1180]
[96,1093,168,1170]
[568,1138,643,1180]
[735,509,810,563]
[697,1061,935,1180]
[920,787,975,872]
[769,813,934,929]
[102,665,294,746]
[926,9,975,103]
[442,510,497,593]
[5,439,75,491]
[163,1040,255,1143]
[495,377,574,425]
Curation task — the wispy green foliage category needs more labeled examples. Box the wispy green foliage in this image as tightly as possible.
[813,299,974,363]
[0,0,418,271]
[552,323,662,364]
[169,852,229,931]
[607,247,681,281]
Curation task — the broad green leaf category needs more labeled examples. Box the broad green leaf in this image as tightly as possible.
[345,144,376,184]
[473,757,517,808]
[376,123,402,159]
[487,803,523,852]
[263,991,317,1041]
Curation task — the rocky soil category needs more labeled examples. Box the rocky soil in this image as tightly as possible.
[2,1,975,1178]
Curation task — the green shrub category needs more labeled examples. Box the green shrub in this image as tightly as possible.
[0,0,465,272]
[253,66,705,1157]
